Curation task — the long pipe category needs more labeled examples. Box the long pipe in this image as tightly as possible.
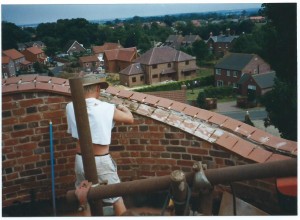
[49,121,56,216]
[66,158,297,203]
[69,77,103,216]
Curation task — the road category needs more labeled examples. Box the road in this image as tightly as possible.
[218,109,268,121]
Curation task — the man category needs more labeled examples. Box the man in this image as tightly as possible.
[66,74,134,216]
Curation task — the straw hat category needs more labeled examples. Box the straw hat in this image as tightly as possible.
[81,74,109,89]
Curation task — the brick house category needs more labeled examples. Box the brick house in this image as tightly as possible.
[78,55,100,72]
[64,40,86,55]
[104,47,138,73]
[21,46,47,64]
[2,76,296,214]
[206,32,239,57]
[92,42,123,71]
[237,71,276,96]
[17,41,46,51]
[2,49,26,72]
[214,53,271,90]
[119,63,145,87]
[128,46,198,86]
[164,34,201,49]
[2,56,16,78]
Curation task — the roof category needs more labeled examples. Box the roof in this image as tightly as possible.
[104,47,137,62]
[182,35,201,43]
[2,56,10,64]
[119,63,144,75]
[134,46,195,65]
[215,53,255,71]
[63,40,86,52]
[25,46,44,55]
[208,35,239,43]
[252,71,276,89]
[165,35,183,43]
[92,42,122,54]
[2,49,24,60]
[79,55,99,63]
[2,76,297,163]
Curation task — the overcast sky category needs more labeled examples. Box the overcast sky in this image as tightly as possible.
[1,2,262,25]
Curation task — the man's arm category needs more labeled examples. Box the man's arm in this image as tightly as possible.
[113,104,134,124]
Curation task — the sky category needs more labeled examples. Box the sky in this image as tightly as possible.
[1,1,263,26]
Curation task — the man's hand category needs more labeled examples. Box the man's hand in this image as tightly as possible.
[75,180,92,207]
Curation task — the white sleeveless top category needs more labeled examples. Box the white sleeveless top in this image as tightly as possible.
[66,98,115,145]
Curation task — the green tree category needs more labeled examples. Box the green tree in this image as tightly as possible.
[260,3,297,141]
[192,40,209,64]
[2,21,31,49]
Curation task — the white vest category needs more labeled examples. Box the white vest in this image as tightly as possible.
[66,98,115,145]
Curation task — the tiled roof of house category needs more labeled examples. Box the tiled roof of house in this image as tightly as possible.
[134,46,195,65]
[215,53,255,71]
[25,46,44,55]
[2,49,24,60]
[119,63,144,75]
[209,35,239,43]
[105,47,137,62]
[165,35,183,43]
[2,56,10,64]
[252,71,276,89]
[79,55,99,63]
[2,76,297,164]
[92,42,122,54]
[182,35,201,43]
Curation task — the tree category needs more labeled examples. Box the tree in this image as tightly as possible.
[260,3,297,141]
[192,40,209,64]
[2,21,31,49]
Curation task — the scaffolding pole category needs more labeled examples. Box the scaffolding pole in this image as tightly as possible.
[66,158,297,203]
[69,77,103,216]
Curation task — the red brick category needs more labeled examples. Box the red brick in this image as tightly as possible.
[12,108,26,116]
[146,145,165,151]
[35,127,50,134]
[18,155,40,164]
[2,102,18,110]
[46,97,66,104]
[7,152,22,159]
[187,148,208,155]
[19,98,44,107]
[6,173,19,181]
[136,158,155,164]
[4,139,19,146]
[2,96,12,102]
[43,110,65,119]
[14,142,37,151]
[126,145,145,151]
[2,159,17,168]
[19,114,42,123]
[177,160,194,167]
[2,117,18,126]
[11,129,34,138]
[155,158,177,165]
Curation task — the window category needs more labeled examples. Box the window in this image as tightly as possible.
[248,85,256,90]
[226,70,230,77]
[217,80,223,87]
[233,71,238,77]
[185,61,189,65]
[168,63,171,68]
[233,83,238,88]
[140,76,144,81]
[132,77,136,83]
[152,74,158,79]
[152,64,157,69]
[215,69,221,75]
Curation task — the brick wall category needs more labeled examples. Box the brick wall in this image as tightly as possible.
[2,91,281,213]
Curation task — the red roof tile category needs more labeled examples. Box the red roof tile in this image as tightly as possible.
[266,153,292,162]
[26,46,44,55]
[20,75,37,82]
[105,86,121,95]
[2,56,10,64]
[236,123,257,137]
[118,89,134,99]
[36,76,51,83]
[130,92,147,102]
[144,95,160,105]
[231,139,255,158]
[195,108,213,121]
[51,78,67,85]
[183,106,200,117]
[221,118,242,131]
[18,83,36,92]
[5,77,21,85]
[215,133,239,150]
[248,129,271,144]
[247,148,273,163]
[36,82,53,91]
[52,84,70,94]
[208,113,228,125]
[156,97,174,109]
[2,84,18,93]
[170,101,187,112]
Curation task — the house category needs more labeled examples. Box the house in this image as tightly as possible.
[63,40,86,55]
[120,46,199,87]
[2,49,26,72]
[249,16,266,23]
[119,63,145,87]
[206,31,239,57]
[237,71,276,96]
[78,55,100,72]
[17,41,46,51]
[214,53,271,90]
[181,34,202,47]
[164,34,202,49]
[104,47,138,73]
[2,56,16,78]
[92,42,123,69]
[164,35,184,49]
[21,46,47,64]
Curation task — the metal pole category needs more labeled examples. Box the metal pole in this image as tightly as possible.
[170,170,189,216]
[49,121,56,216]
[69,77,103,216]
[66,158,297,203]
